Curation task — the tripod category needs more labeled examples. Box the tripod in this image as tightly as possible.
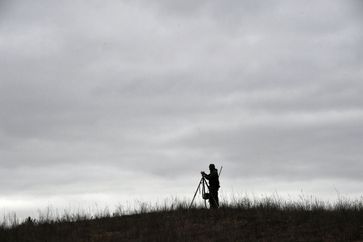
[189,176,209,209]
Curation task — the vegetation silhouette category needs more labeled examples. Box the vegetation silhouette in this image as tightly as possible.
[1,195,363,241]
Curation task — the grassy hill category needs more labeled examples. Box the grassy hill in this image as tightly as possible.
[1,197,363,241]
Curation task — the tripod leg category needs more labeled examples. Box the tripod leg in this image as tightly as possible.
[202,178,207,208]
[189,178,203,209]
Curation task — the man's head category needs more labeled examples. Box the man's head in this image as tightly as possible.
[209,164,216,171]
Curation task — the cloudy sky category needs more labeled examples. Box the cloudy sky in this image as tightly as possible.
[1,0,363,218]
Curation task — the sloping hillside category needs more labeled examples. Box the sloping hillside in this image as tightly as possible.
[1,203,363,242]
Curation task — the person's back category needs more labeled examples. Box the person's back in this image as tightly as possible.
[208,168,219,190]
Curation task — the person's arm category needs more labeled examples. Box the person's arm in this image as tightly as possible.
[201,170,218,180]
[201,171,209,180]
[201,172,209,180]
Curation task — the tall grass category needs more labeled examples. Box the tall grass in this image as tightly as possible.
[2,194,363,229]
[2,195,363,241]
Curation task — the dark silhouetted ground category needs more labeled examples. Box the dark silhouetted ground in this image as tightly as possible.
[1,198,363,241]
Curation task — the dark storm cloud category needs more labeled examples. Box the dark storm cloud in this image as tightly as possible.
[0,0,363,214]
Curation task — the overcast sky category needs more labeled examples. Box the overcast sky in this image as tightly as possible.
[1,0,363,218]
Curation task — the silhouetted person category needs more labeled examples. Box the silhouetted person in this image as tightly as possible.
[201,164,220,209]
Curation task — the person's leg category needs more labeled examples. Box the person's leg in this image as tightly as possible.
[209,197,216,209]
[215,190,219,208]
[209,190,218,209]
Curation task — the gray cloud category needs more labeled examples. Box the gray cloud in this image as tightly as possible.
[0,0,362,217]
